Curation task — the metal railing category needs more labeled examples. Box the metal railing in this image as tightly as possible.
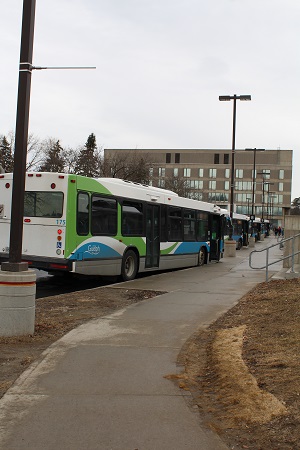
[249,233,300,281]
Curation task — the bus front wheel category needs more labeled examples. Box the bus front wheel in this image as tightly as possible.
[198,247,206,266]
[121,250,138,281]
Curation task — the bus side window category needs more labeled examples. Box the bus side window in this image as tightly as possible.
[168,206,183,241]
[183,209,196,241]
[121,201,144,236]
[91,195,117,236]
[77,192,90,235]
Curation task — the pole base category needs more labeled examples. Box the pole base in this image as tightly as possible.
[0,269,36,337]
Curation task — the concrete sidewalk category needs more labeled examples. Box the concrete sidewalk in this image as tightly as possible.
[0,237,282,450]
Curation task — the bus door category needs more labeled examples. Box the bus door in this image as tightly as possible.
[209,214,221,261]
[145,204,160,268]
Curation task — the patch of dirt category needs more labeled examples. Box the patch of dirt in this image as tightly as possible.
[1,278,300,449]
[176,278,300,449]
[0,286,164,398]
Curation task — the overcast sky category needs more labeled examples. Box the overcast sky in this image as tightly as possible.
[1,0,300,198]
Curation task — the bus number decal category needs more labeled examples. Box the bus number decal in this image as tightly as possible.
[56,219,66,226]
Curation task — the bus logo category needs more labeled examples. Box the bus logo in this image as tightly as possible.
[87,244,101,256]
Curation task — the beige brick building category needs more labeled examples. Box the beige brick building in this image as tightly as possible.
[104,148,293,226]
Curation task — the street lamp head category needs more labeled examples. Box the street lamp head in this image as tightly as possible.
[219,94,251,101]
[219,96,231,101]
[239,95,251,101]
[245,148,265,152]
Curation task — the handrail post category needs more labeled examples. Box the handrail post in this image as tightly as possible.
[291,236,295,273]
[266,247,269,281]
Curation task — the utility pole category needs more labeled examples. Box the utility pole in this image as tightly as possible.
[2,0,36,272]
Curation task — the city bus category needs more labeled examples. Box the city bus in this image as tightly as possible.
[221,211,249,249]
[251,217,270,241]
[0,173,225,281]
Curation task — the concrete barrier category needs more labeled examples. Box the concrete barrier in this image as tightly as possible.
[249,236,255,248]
[224,239,236,257]
[0,269,36,337]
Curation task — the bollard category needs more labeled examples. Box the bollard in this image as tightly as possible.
[224,239,237,257]
[249,236,255,248]
[0,269,36,337]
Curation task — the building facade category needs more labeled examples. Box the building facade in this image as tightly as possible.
[104,148,293,226]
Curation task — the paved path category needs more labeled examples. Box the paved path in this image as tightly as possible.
[0,237,281,450]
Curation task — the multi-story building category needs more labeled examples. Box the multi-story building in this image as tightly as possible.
[104,148,293,226]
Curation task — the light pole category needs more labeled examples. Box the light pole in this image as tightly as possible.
[245,148,265,218]
[263,181,274,221]
[257,171,271,220]
[246,197,251,215]
[219,95,251,238]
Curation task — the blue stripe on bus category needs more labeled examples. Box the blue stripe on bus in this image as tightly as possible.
[173,242,209,254]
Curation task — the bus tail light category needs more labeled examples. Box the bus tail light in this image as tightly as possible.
[49,263,69,270]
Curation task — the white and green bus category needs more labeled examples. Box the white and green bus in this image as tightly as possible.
[0,173,225,281]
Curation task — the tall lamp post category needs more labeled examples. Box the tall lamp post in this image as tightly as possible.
[245,148,265,237]
[219,95,251,238]
[257,171,271,220]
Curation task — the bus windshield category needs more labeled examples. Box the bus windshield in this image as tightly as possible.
[24,191,64,218]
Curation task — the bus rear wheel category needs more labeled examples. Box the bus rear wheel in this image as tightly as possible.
[121,250,138,281]
[198,247,206,266]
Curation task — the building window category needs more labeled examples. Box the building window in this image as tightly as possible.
[279,169,284,180]
[278,182,283,192]
[158,179,165,188]
[190,180,203,189]
[236,169,244,179]
[224,154,229,164]
[209,168,217,178]
[188,192,203,200]
[173,168,178,177]
[183,168,191,177]
[225,168,230,178]
[198,168,204,177]
[175,153,180,163]
[214,153,220,164]
[262,169,270,179]
[208,192,228,202]
[166,153,171,163]
[158,167,165,177]
[209,180,216,190]
[149,167,153,177]
[224,181,230,190]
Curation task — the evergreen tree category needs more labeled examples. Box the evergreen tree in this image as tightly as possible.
[39,139,65,172]
[74,133,101,177]
[0,135,14,172]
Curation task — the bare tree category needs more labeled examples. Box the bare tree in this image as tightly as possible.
[103,151,154,184]
[5,131,44,171]
[164,174,191,197]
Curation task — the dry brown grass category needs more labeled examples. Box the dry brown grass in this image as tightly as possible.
[176,278,300,449]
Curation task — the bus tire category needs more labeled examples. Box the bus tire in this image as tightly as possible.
[198,247,207,266]
[121,249,138,281]
[237,239,242,250]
